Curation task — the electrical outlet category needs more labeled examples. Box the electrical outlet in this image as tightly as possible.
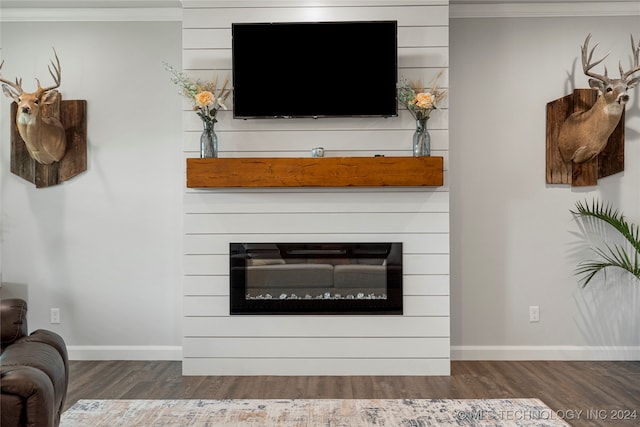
[50,308,60,324]
[529,306,540,323]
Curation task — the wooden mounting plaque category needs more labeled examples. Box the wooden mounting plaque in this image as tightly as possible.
[546,88,624,187]
[186,156,444,188]
[10,98,87,188]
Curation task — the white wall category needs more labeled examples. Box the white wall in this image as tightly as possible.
[0,21,184,359]
[181,0,451,375]
[450,14,640,359]
[2,2,638,367]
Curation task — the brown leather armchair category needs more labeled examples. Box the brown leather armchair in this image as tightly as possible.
[1,298,69,427]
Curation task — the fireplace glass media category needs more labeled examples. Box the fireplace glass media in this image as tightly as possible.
[230,243,403,315]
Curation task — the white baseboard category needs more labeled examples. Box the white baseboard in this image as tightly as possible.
[452,346,640,361]
[68,345,639,362]
[68,346,182,361]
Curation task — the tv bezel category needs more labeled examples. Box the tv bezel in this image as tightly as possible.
[231,20,398,120]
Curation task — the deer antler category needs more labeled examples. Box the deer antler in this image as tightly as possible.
[620,34,640,82]
[582,33,611,83]
[0,59,24,99]
[35,48,62,94]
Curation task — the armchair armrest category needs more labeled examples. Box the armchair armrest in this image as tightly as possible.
[1,365,56,427]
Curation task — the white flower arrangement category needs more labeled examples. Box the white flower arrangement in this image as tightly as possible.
[397,71,447,121]
[163,62,231,126]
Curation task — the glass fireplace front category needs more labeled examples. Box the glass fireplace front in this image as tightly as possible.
[230,242,403,315]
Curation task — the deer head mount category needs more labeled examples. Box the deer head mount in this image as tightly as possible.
[558,34,640,164]
[0,49,67,165]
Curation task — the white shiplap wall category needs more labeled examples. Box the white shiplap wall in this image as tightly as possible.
[182,0,450,375]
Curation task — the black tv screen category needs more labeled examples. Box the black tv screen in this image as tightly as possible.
[232,21,398,119]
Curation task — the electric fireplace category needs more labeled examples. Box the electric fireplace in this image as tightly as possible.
[230,242,403,315]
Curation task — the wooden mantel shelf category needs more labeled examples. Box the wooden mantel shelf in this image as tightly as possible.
[186,156,443,188]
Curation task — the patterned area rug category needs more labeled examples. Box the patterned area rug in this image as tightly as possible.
[61,398,571,426]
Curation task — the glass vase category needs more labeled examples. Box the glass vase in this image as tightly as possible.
[412,118,431,157]
[200,121,218,158]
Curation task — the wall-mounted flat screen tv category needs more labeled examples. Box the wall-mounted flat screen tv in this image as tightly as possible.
[232,20,398,119]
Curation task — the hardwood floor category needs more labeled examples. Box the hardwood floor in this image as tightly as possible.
[65,360,640,426]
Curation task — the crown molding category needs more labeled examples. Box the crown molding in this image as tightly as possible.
[181,0,446,6]
[451,2,640,18]
[0,0,181,7]
[0,7,182,22]
[1,1,639,21]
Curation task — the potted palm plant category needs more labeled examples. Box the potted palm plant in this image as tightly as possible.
[571,200,640,287]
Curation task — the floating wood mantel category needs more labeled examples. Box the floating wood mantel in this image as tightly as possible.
[186,156,444,188]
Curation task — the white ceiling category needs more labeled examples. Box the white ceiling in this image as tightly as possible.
[1,0,638,7]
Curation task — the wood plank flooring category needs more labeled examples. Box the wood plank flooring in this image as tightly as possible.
[65,360,640,427]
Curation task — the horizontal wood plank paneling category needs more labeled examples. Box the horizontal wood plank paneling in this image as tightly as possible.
[182,131,450,157]
[183,337,450,358]
[181,0,449,7]
[184,275,229,295]
[405,254,450,274]
[182,357,451,376]
[182,109,449,131]
[184,295,449,317]
[184,191,450,213]
[183,26,449,50]
[404,295,450,316]
[183,273,450,297]
[183,28,231,49]
[182,5,449,28]
[183,316,450,337]
[182,1,449,375]
[183,255,227,274]
[404,275,449,295]
[184,234,450,254]
[400,26,449,47]
[184,212,449,234]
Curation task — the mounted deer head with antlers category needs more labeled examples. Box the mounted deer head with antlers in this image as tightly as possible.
[558,34,640,164]
[0,49,67,165]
